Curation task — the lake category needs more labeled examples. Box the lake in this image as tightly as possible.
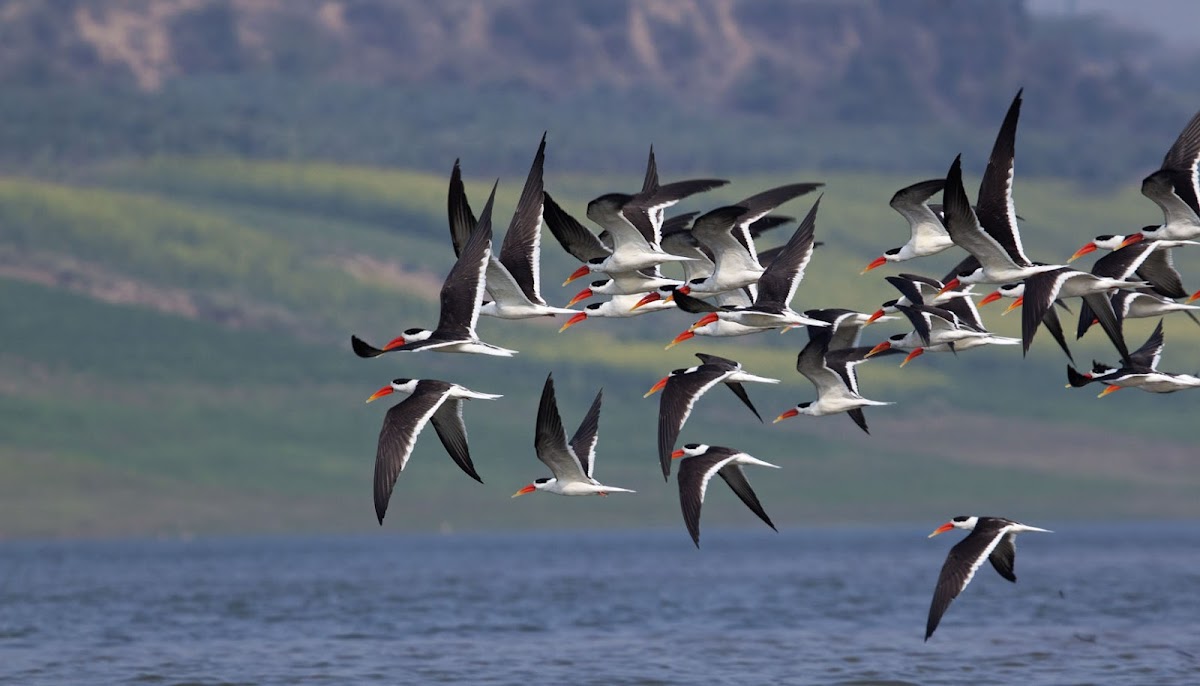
[1,521,1197,684]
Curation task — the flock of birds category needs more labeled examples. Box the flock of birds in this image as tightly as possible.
[349,90,1200,640]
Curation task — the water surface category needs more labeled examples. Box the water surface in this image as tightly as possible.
[2,522,1197,684]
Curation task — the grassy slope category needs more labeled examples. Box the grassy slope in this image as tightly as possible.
[1,158,1198,538]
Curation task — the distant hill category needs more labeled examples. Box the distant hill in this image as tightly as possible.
[0,0,1193,181]
[0,0,1168,127]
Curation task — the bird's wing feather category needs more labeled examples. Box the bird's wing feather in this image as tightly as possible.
[497,134,547,304]
[374,383,451,523]
[430,398,482,482]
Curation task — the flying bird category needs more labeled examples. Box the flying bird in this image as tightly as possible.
[682,197,831,332]
[1066,320,1200,397]
[512,374,634,497]
[366,379,502,524]
[938,91,1064,292]
[646,353,780,480]
[351,181,519,357]
[776,327,896,433]
[672,443,779,547]
[925,515,1051,640]
[1129,108,1200,242]
[446,136,579,319]
[862,178,952,271]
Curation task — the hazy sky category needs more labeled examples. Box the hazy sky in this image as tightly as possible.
[1028,0,1200,48]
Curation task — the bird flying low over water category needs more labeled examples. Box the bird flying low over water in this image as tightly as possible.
[672,443,779,547]
[925,515,1051,641]
[512,374,634,497]
[350,181,519,357]
[366,379,502,524]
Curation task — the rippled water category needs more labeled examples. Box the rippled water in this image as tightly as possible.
[1,522,1198,684]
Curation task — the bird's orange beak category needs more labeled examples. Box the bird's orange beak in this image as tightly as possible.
[689,313,720,331]
[773,408,799,424]
[865,309,886,325]
[563,265,591,286]
[1003,296,1024,315]
[1118,233,1144,250]
[566,287,593,307]
[382,336,406,351]
[900,347,924,367]
[928,522,955,538]
[1097,385,1121,399]
[632,292,661,310]
[558,312,588,333]
[644,377,669,398]
[1187,289,1200,304]
[511,484,537,498]
[865,341,891,358]
[936,277,961,297]
[1068,242,1097,262]
[670,449,686,459]
[365,386,393,403]
[665,330,694,350]
[861,255,888,274]
[978,290,1003,307]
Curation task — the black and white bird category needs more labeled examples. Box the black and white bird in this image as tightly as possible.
[661,288,777,346]
[1062,235,1199,337]
[798,308,889,349]
[351,182,519,357]
[976,282,1077,362]
[775,327,896,433]
[680,197,831,332]
[938,92,1064,291]
[446,136,578,319]
[925,515,1051,640]
[512,374,634,497]
[862,178,952,271]
[1104,289,1200,331]
[645,353,780,480]
[866,302,1018,366]
[562,153,726,282]
[1066,320,1200,397]
[672,443,779,548]
[866,259,980,324]
[556,292,676,332]
[1001,267,1138,360]
[1068,233,1197,300]
[666,182,822,298]
[366,379,502,524]
[1128,108,1200,242]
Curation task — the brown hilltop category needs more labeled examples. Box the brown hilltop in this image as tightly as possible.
[0,0,1160,128]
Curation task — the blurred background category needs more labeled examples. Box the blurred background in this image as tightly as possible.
[2,0,1199,539]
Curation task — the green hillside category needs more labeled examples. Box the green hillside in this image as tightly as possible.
[2,157,1198,538]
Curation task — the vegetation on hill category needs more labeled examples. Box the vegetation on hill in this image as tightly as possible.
[2,156,1198,538]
